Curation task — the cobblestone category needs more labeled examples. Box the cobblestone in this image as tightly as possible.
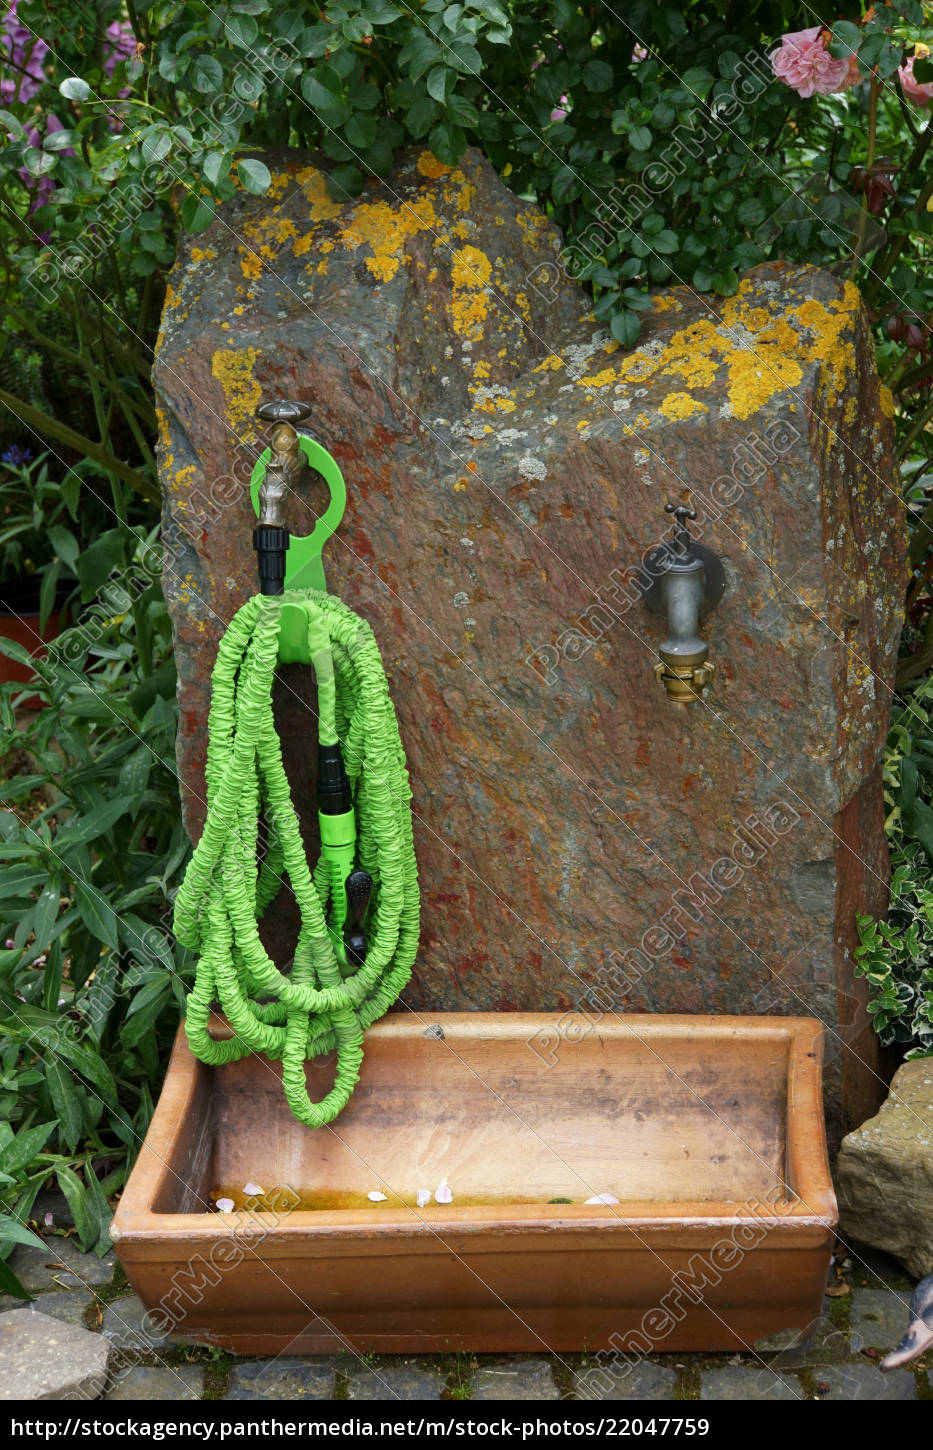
[699,1367,804,1401]
[573,1362,679,1400]
[850,1287,915,1347]
[345,1360,447,1399]
[225,1357,337,1400]
[472,1360,560,1400]
[101,1292,175,1352]
[105,1365,204,1400]
[814,1363,917,1400]
[0,1308,110,1400]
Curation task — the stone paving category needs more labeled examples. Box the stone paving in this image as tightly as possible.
[0,1236,929,1401]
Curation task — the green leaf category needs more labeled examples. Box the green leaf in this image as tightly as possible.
[74,529,125,603]
[407,95,438,137]
[828,20,862,59]
[583,59,613,92]
[0,1215,46,1253]
[426,64,451,103]
[427,120,466,166]
[225,13,259,47]
[82,1169,113,1256]
[629,126,652,152]
[610,309,641,347]
[32,876,60,954]
[447,37,480,74]
[301,68,344,111]
[140,127,172,164]
[57,798,132,851]
[344,112,378,150]
[238,158,271,195]
[0,1257,30,1299]
[653,229,679,255]
[46,1059,82,1153]
[47,525,79,572]
[191,55,224,92]
[180,194,217,233]
[552,164,581,204]
[73,881,119,952]
[55,1165,94,1251]
[0,1122,56,1177]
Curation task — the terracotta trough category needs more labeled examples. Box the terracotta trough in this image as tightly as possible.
[112,1013,836,1356]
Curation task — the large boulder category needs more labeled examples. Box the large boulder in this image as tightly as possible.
[154,146,906,1133]
[836,1058,933,1277]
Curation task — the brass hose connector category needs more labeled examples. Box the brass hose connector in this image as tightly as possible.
[654,658,715,705]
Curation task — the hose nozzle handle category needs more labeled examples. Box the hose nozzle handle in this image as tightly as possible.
[344,869,372,967]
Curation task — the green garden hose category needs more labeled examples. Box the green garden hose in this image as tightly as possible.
[172,434,420,1126]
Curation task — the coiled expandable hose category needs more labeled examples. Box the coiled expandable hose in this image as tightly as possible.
[173,588,420,1127]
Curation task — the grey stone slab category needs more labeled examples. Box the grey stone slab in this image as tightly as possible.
[25,1288,94,1327]
[101,1293,174,1352]
[850,1287,916,1347]
[225,1357,336,1400]
[573,1362,678,1400]
[7,1237,116,1294]
[815,1363,917,1400]
[768,1314,856,1368]
[0,1307,110,1400]
[346,1360,446,1400]
[699,1368,804,1401]
[472,1359,560,1400]
[105,1365,204,1401]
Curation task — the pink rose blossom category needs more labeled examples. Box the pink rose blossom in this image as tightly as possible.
[770,26,853,98]
[900,49,933,107]
[550,93,569,122]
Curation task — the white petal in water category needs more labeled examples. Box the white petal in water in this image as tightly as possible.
[435,1178,453,1204]
[367,1190,388,1202]
[215,1198,235,1213]
[416,1188,432,1208]
[585,1193,619,1206]
[243,1182,264,1197]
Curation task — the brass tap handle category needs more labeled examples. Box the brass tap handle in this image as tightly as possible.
[664,502,698,556]
[257,399,313,428]
[254,399,313,527]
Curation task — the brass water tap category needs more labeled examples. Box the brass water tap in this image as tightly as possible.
[255,399,313,526]
[639,503,726,706]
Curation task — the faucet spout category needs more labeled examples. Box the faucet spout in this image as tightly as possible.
[652,505,717,704]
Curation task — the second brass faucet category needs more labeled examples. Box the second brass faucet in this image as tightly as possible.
[639,503,725,705]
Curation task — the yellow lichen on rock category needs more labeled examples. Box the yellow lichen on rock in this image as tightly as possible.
[295,167,343,221]
[659,392,707,421]
[449,245,492,340]
[563,275,863,426]
[417,152,450,179]
[211,346,261,435]
[339,196,439,282]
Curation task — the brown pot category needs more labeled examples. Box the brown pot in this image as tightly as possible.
[0,573,67,709]
[112,1013,835,1356]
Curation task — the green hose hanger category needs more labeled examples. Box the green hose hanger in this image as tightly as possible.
[174,400,420,1128]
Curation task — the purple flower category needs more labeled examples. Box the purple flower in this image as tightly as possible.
[104,19,136,76]
[1,0,49,103]
[1,445,32,465]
